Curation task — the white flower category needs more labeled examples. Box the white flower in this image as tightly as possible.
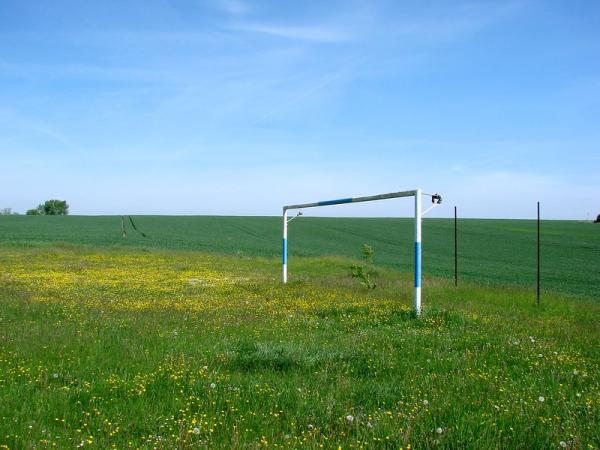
[423,399,429,406]
[538,354,543,358]
[538,396,545,402]
[572,369,579,376]
[284,434,291,440]
[493,405,500,411]
[307,424,314,430]
[210,383,216,389]
[436,427,443,434]
[345,415,354,423]
[576,393,581,398]
[192,427,200,435]
[53,373,59,379]
[559,441,567,448]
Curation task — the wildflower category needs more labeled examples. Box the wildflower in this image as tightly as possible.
[210,383,216,389]
[436,427,443,434]
[307,424,314,430]
[53,373,59,379]
[559,441,567,448]
[284,434,291,440]
[493,405,500,411]
[192,427,200,435]
[423,399,429,406]
[573,370,579,376]
[576,393,581,398]
[529,336,535,343]
[538,354,543,358]
[346,415,354,423]
[538,396,545,402]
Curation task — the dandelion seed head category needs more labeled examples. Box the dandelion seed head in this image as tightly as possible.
[346,415,354,423]
[210,382,216,389]
[559,441,567,448]
[538,396,545,402]
[192,427,200,435]
[436,427,443,434]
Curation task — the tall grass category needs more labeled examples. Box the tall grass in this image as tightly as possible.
[1,245,598,448]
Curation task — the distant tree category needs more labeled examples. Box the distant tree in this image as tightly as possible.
[42,199,69,215]
[26,200,69,216]
[595,214,600,223]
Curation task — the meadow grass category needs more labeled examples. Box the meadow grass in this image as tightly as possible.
[0,215,599,298]
[0,244,598,449]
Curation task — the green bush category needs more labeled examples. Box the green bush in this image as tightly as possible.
[350,244,377,289]
[26,200,69,216]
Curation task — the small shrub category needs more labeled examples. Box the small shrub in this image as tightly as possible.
[350,244,377,289]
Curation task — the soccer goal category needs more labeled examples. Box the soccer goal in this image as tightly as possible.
[282,189,442,316]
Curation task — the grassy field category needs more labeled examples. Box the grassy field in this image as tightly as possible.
[0,215,599,298]
[0,244,599,449]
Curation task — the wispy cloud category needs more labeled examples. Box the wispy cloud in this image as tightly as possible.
[231,22,351,43]
[215,0,249,15]
[389,0,531,43]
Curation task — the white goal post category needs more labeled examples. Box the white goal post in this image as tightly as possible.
[282,189,442,316]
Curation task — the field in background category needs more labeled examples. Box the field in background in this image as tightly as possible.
[1,246,599,448]
[0,215,599,298]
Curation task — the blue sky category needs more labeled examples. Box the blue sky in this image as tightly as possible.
[1,0,599,218]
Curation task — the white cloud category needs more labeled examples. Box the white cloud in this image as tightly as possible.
[215,0,249,15]
[231,23,351,43]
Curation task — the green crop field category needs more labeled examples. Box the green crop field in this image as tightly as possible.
[0,216,599,448]
[0,215,599,298]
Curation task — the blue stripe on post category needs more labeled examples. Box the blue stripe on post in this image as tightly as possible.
[414,242,421,287]
[317,198,353,207]
[282,239,288,264]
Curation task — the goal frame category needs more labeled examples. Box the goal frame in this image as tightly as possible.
[282,188,441,316]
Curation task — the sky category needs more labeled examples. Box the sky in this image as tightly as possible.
[1,0,599,219]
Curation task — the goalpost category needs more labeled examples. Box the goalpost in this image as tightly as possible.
[282,189,442,316]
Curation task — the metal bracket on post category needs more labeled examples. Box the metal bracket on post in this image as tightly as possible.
[421,193,442,217]
[287,211,303,223]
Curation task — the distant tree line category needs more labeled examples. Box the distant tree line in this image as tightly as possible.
[26,200,69,216]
